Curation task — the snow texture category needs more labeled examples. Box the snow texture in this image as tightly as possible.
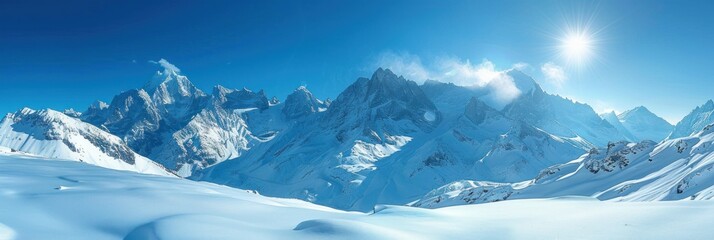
[1,151,712,240]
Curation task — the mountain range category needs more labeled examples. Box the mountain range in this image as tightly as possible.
[2,59,714,211]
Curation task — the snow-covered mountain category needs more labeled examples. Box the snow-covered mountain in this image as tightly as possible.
[668,99,714,139]
[600,111,638,142]
[282,86,329,119]
[10,60,624,211]
[80,60,273,177]
[600,106,673,142]
[0,108,173,176]
[618,106,673,141]
[413,123,714,208]
[197,68,448,210]
[501,71,627,148]
[197,68,599,211]
[3,59,697,212]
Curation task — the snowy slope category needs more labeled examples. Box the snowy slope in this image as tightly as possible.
[1,152,714,240]
[414,123,714,208]
[0,108,172,176]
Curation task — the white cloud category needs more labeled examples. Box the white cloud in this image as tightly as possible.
[373,52,430,83]
[511,62,530,71]
[436,58,499,86]
[149,58,181,74]
[372,52,522,108]
[434,58,521,107]
[540,62,567,86]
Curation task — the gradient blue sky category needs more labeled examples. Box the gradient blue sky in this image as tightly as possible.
[1,0,713,123]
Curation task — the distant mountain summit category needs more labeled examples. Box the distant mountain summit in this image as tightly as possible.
[600,111,638,142]
[282,86,328,119]
[599,106,672,142]
[617,106,673,141]
[212,85,270,110]
[501,71,626,148]
[669,100,714,140]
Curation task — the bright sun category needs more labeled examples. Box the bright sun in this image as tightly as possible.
[560,31,593,64]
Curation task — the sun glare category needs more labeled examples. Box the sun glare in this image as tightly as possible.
[560,31,593,64]
[547,8,607,69]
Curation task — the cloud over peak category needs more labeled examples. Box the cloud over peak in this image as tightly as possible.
[150,58,181,74]
[540,62,567,86]
[372,51,523,108]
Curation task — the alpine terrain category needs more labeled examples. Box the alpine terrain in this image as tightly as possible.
[3,60,712,213]
[2,60,714,239]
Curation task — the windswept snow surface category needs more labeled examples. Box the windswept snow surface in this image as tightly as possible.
[1,151,713,240]
[414,124,714,209]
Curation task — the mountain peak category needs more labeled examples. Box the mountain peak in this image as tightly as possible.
[464,97,503,125]
[506,69,541,95]
[703,99,714,110]
[600,111,618,119]
[269,96,280,105]
[327,68,440,131]
[372,67,389,77]
[283,86,326,119]
[370,68,402,83]
[63,108,82,118]
[632,105,649,112]
[631,105,646,111]
[296,85,309,91]
[212,85,230,96]
[144,59,181,92]
[422,79,447,86]
[669,99,714,139]
[615,105,673,141]
[212,85,269,110]
[89,100,109,110]
[143,59,204,98]
[157,58,180,74]
[362,68,434,108]
[619,106,655,119]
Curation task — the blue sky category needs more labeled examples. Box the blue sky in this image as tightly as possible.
[1,0,713,123]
